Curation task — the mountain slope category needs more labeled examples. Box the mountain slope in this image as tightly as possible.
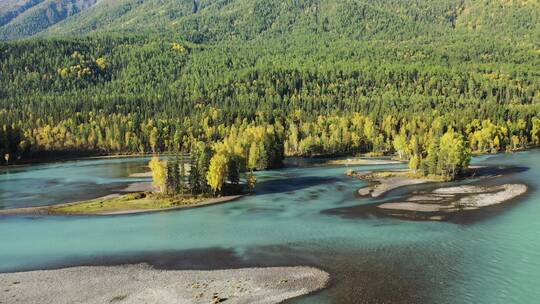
[0,0,538,44]
[0,0,42,26]
[43,0,463,42]
[455,0,540,40]
[0,0,97,40]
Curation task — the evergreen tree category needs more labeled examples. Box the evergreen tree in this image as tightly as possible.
[423,137,439,176]
[165,159,180,195]
[179,156,186,196]
[227,156,240,185]
[188,153,201,195]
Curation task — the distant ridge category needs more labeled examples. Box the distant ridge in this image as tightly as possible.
[0,0,538,42]
[0,0,97,40]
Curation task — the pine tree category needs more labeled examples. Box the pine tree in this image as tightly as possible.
[423,137,439,176]
[165,159,180,195]
[227,156,240,185]
[196,142,212,194]
[188,153,201,195]
[179,156,186,196]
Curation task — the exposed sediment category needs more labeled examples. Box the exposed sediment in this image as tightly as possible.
[128,172,153,178]
[348,166,529,221]
[0,264,329,304]
[377,183,527,220]
[353,170,436,198]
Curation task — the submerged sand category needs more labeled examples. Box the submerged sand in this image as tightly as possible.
[0,264,329,304]
[359,176,434,198]
[129,172,153,178]
[450,184,528,209]
[327,158,402,166]
[120,181,159,192]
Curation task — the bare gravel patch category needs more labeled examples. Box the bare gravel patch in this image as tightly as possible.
[0,264,329,304]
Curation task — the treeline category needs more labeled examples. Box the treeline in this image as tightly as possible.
[0,107,285,159]
[4,106,538,162]
[285,113,540,157]
[141,110,538,188]
[282,112,540,180]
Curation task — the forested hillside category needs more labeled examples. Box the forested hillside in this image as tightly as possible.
[1,0,539,42]
[42,0,540,43]
[0,0,539,185]
[44,0,457,42]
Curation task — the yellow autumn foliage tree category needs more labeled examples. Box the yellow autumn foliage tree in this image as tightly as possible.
[149,157,167,193]
[206,152,229,193]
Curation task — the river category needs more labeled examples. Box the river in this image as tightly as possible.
[0,151,539,303]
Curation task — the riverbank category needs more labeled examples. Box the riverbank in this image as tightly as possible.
[0,264,329,304]
[0,153,188,170]
[0,152,152,169]
[0,192,243,216]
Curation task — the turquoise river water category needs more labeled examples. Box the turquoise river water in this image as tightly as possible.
[0,151,539,303]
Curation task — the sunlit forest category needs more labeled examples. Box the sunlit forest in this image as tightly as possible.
[1,0,539,188]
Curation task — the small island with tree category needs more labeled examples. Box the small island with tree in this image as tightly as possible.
[346,128,528,221]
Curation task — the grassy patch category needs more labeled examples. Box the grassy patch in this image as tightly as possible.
[50,192,206,214]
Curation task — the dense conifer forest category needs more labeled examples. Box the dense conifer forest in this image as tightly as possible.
[1,0,539,191]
